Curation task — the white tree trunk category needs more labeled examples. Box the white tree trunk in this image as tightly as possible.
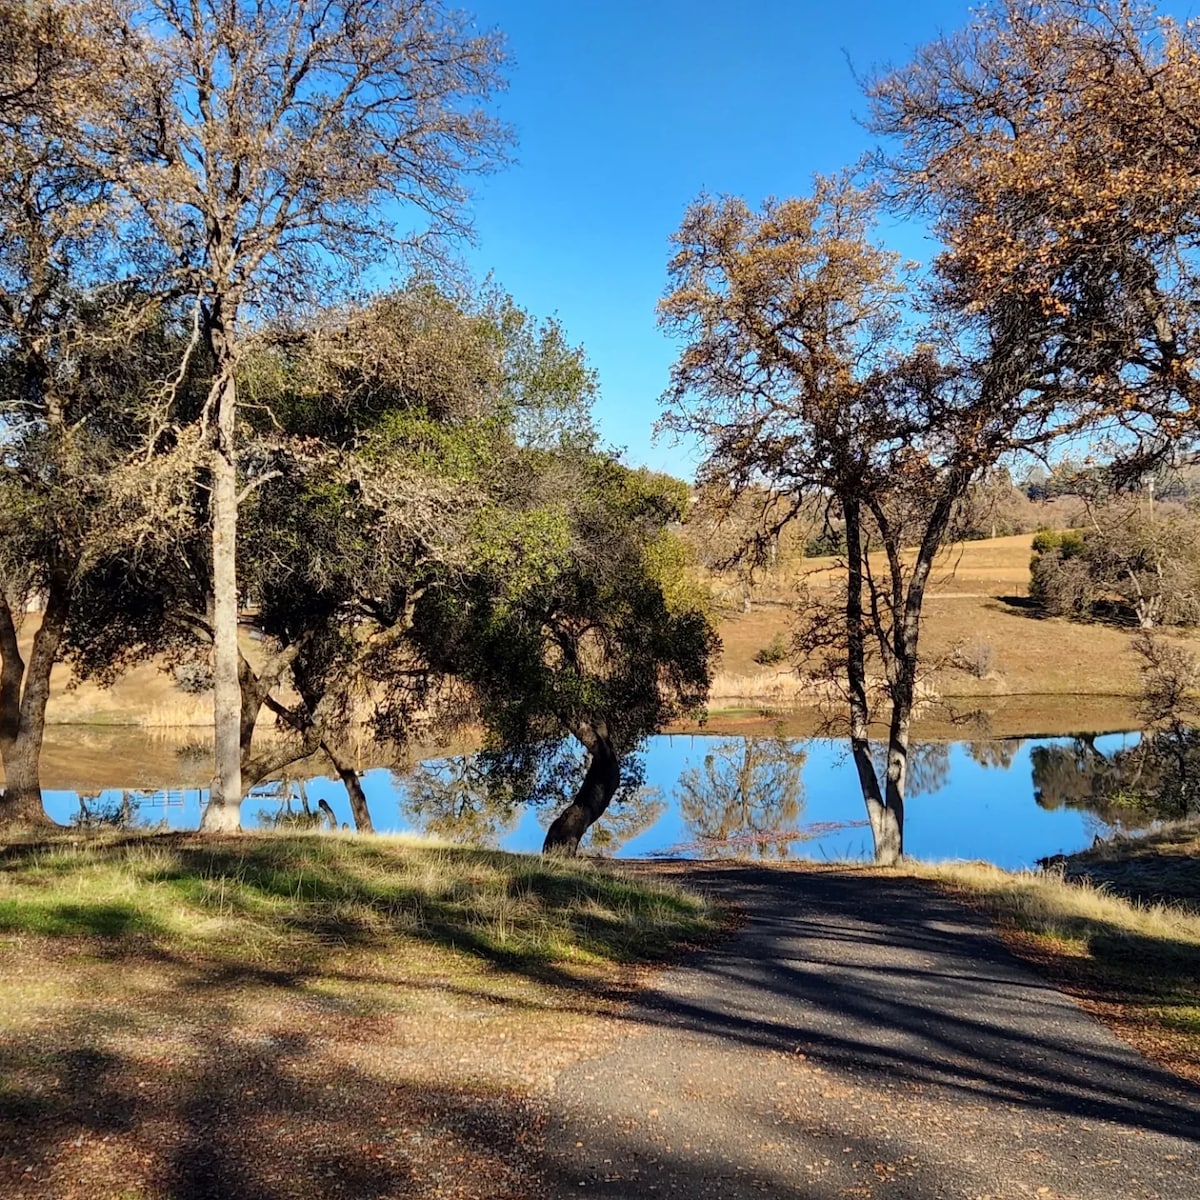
[201,370,243,832]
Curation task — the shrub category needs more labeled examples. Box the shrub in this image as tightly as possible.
[1031,527,1085,557]
[1030,552,1095,617]
[952,639,995,679]
[805,528,844,558]
[753,631,790,666]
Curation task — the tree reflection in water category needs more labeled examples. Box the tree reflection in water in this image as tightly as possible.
[965,739,1026,771]
[395,756,522,846]
[675,735,809,858]
[587,788,668,854]
[904,742,952,798]
[1030,730,1200,827]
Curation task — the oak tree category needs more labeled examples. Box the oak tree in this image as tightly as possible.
[660,181,1063,862]
[85,0,509,829]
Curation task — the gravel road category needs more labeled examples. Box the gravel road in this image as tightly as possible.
[543,867,1199,1199]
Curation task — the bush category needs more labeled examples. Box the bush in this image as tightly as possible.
[1030,512,1200,628]
[753,631,790,666]
[1031,527,1085,557]
[952,639,995,679]
[1030,552,1095,617]
[1029,527,1095,616]
[805,528,844,558]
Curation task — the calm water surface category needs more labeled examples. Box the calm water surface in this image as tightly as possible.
[41,730,1148,869]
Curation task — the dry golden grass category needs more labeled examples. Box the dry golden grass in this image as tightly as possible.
[713,533,1200,704]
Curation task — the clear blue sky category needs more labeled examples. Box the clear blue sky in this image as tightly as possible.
[459,0,978,477]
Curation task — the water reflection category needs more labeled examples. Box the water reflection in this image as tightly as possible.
[397,756,521,845]
[588,789,668,854]
[673,735,808,857]
[1032,728,1199,824]
[254,780,338,830]
[903,742,953,797]
[966,739,1025,771]
[38,729,1161,869]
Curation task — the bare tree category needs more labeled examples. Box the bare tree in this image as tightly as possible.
[659,181,1063,863]
[82,0,509,829]
[867,0,1200,463]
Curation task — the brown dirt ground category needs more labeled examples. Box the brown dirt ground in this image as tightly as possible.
[0,936,643,1200]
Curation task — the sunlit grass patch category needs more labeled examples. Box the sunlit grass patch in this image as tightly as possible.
[0,831,719,975]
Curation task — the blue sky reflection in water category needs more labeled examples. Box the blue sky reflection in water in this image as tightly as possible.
[42,732,1144,870]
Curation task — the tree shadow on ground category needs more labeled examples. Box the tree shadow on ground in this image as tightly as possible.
[0,991,544,1200]
[990,594,1135,626]
[992,594,1050,618]
[608,868,1200,1149]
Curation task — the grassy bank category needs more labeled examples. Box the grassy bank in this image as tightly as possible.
[908,827,1200,1085]
[0,833,720,1200]
[0,831,715,972]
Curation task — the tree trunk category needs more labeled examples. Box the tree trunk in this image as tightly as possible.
[202,355,243,833]
[875,731,907,867]
[0,738,55,827]
[843,500,898,863]
[324,741,374,833]
[0,573,70,829]
[844,501,907,868]
[543,724,620,855]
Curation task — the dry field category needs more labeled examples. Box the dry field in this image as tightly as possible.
[12,533,1196,748]
[710,533,1200,714]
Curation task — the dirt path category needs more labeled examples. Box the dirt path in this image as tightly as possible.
[542,867,1199,1199]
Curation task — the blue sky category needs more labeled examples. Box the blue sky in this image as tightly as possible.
[458,0,977,476]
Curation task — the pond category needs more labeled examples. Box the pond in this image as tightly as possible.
[37,728,1151,869]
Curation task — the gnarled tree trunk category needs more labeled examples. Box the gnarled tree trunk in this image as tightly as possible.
[0,574,70,829]
[543,722,620,855]
[844,499,904,865]
[325,741,374,833]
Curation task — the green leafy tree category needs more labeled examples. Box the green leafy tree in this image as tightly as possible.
[65,285,594,831]
[416,454,718,854]
[80,0,510,831]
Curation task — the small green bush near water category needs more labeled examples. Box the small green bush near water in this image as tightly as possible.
[753,631,790,666]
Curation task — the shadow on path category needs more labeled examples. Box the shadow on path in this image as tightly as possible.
[544,867,1199,1199]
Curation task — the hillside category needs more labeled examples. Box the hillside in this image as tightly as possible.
[710,532,1200,711]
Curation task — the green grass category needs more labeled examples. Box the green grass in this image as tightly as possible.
[0,831,723,1198]
[0,830,719,975]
